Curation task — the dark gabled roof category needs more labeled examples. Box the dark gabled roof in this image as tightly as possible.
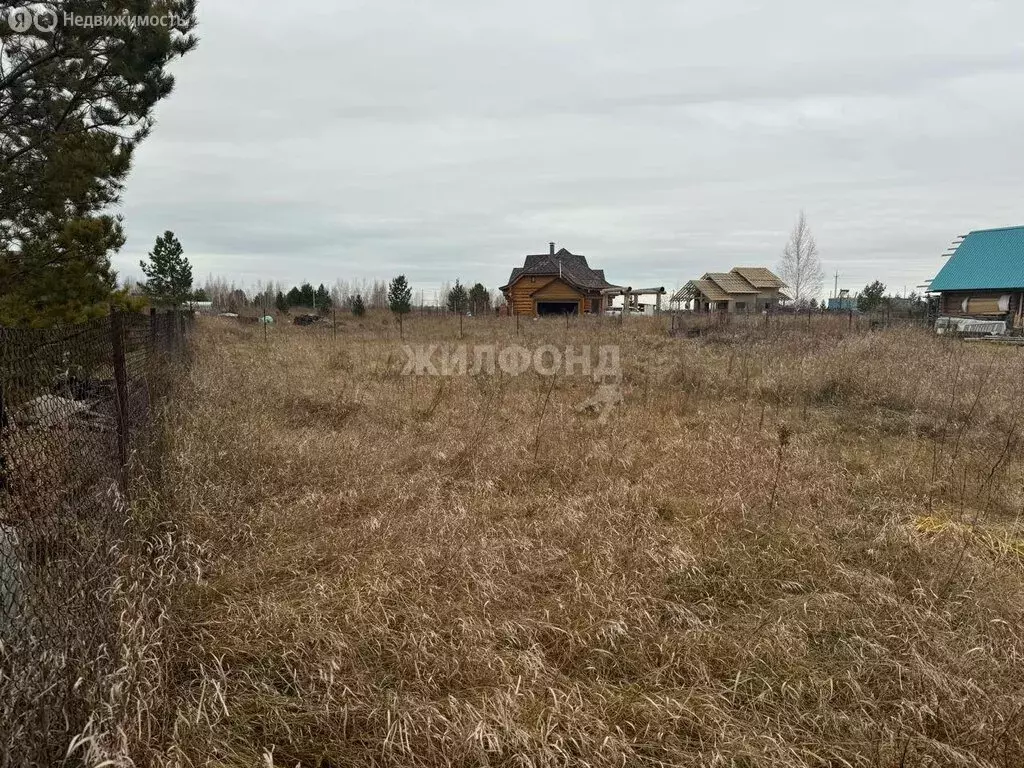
[930,226,1024,291]
[501,248,621,291]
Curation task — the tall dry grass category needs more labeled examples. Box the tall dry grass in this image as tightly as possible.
[152,313,1024,767]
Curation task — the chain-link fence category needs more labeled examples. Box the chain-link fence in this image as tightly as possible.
[0,309,193,767]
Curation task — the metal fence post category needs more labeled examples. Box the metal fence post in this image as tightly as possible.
[110,310,130,496]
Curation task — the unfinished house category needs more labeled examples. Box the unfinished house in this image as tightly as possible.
[671,267,788,313]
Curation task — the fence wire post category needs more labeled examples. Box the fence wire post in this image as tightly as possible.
[110,309,130,498]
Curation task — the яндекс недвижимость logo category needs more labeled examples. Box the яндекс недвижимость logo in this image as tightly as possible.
[7,6,185,32]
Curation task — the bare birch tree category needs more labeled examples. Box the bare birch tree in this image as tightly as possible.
[778,211,824,305]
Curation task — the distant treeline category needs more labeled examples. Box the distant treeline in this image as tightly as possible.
[169,276,505,314]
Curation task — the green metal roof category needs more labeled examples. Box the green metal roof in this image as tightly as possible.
[930,226,1024,291]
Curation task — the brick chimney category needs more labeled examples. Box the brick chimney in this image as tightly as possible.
[549,242,555,255]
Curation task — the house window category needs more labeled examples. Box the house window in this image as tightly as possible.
[735,302,746,311]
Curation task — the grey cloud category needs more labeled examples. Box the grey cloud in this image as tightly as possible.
[113,0,1024,299]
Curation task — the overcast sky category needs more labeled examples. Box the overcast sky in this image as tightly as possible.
[113,0,1024,300]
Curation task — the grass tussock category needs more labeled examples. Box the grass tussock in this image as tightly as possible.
[154,314,1024,767]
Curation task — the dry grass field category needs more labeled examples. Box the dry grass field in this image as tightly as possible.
[154,314,1024,767]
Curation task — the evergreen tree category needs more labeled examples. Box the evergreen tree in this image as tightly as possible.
[388,275,412,314]
[286,286,302,307]
[857,281,886,312]
[140,231,193,305]
[446,280,469,313]
[299,282,316,307]
[352,294,367,317]
[468,283,491,314]
[275,291,288,312]
[0,216,133,326]
[315,283,332,312]
[1,1,198,325]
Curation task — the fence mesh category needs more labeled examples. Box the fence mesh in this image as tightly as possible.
[0,309,192,767]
